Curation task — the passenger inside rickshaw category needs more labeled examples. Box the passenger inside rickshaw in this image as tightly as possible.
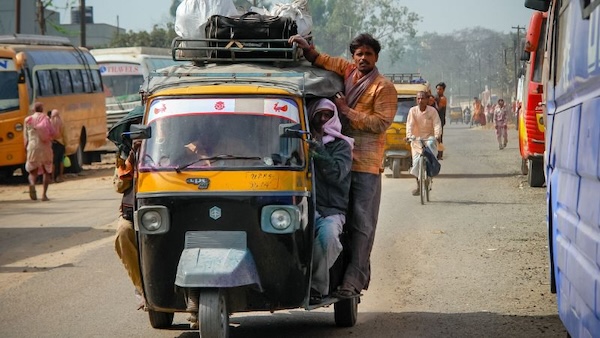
[139,100,305,170]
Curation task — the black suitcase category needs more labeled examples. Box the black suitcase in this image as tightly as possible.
[205,12,298,59]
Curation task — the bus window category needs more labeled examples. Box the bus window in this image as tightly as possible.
[0,65,19,112]
[90,70,102,92]
[70,69,84,93]
[56,70,73,94]
[36,70,55,96]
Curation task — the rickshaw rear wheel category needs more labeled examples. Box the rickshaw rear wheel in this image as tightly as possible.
[334,297,358,327]
[148,310,174,329]
[199,288,229,338]
[392,159,401,178]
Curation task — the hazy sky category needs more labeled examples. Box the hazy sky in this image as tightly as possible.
[50,0,533,35]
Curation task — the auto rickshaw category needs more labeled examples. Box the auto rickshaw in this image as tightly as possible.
[382,73,429,178]
[448,106,463,124]
[127,38,359,337]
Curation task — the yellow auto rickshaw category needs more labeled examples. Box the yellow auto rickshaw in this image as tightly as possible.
[383,73,429,178]
[126,38,359,337]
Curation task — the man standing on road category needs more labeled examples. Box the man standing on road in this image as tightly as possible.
[435,82,447,160]
[494,98,510,150]
[289,33,397,298]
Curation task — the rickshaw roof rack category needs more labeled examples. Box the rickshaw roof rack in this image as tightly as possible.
[384,73,427,84]
[0,34,72,46]
[142,62,344,99]
[171,37,303,64]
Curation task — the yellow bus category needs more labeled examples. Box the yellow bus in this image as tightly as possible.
[0,34,106,177]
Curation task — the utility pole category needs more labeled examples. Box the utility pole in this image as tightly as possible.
[36,0,45,35]
[511,25,526,99]
[15,0,21,33]
[80,0,86,47]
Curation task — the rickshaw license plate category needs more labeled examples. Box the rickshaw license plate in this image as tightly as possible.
[246,173,280,190]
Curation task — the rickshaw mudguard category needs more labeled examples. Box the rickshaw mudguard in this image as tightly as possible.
[385,149,410,159]
[174,231,262,290]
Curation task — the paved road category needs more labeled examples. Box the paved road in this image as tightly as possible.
[0,123,566,337]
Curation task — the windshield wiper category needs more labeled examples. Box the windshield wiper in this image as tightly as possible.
[175,154,262,173]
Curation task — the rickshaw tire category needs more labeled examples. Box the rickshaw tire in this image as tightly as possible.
[392,159,401,178]
[334,297,358,327]
[148,310,174,329]
[199,288,229,338]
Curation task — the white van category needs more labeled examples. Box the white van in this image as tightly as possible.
[90,47,187,129]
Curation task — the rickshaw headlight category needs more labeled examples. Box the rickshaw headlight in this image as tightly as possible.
[270,210,292,230]
[141,211,162,231]
[261,205,301,234]
[135,206,170,234]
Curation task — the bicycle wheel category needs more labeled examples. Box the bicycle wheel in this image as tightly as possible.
[420,155,426,205]
[426,176,431,202]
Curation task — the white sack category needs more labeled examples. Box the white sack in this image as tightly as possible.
[271,0,312,37]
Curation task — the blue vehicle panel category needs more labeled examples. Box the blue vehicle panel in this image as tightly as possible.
[544,1,600,337]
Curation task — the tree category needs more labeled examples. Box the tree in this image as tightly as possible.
[109,23,178,48]
[308,0,420,61]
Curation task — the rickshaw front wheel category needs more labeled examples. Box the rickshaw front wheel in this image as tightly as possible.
[199,288,229,338]
[148,310,174,329]
[392,159,401,178]
[334,297,358,327]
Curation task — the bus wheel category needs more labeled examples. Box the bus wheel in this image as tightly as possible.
[69,144,85,174]
[521,159,529,175]
[528,159,545,187]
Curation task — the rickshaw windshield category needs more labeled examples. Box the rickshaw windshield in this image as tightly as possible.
[139,97,305,171]
[394,98,414,123]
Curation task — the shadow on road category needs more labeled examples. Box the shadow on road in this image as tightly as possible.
[169,310,565,338]
[0,227,112,267]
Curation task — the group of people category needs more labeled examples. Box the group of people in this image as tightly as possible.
[114,32,446,328]
[468,97,511,149]
[23,102,67,201]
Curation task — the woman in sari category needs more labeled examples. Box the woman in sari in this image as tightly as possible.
[24,102,56,201]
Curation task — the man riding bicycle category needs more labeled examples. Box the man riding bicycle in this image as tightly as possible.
[406,91,442,196]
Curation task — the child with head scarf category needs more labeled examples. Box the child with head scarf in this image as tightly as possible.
[306,98,354,304]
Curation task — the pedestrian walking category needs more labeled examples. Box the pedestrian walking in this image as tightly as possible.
[24,102,56,201]
[494,99,509,149]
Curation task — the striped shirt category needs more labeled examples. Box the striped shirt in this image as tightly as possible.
[314,54,397,174]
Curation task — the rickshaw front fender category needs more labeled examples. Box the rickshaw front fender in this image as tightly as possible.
[175,247,262,290]
[385,149,410,159]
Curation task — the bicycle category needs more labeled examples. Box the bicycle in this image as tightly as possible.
[409,137,434,205]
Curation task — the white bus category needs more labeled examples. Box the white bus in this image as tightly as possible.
[90,47,186,129]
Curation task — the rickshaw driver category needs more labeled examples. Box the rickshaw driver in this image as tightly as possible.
[306,98,354,304]
[289,33,397,299]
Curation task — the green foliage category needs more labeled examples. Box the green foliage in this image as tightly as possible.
[109,23,178,48]
[381,27,518,100]
[307,0,419,59]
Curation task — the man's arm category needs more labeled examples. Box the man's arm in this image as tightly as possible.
[406,107,415,140]
[288,34,350,76]
[340,82,397,133]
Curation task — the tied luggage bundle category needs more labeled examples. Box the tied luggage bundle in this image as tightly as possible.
[205,12,298,60]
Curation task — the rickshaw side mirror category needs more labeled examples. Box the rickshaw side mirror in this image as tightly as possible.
[123,124,151,140]
[279,123,307,139]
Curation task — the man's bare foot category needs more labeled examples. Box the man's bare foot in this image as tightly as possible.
[41,196,49,201]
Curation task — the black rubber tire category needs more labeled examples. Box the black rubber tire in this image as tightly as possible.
[521,158,529,175]
[68,143,84,173]
[148,310,174,329]
[392,158,401,178]
[334,297,358,327]
[420,156,426,205]
[528,159,545,187]
[199,288,229,338]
